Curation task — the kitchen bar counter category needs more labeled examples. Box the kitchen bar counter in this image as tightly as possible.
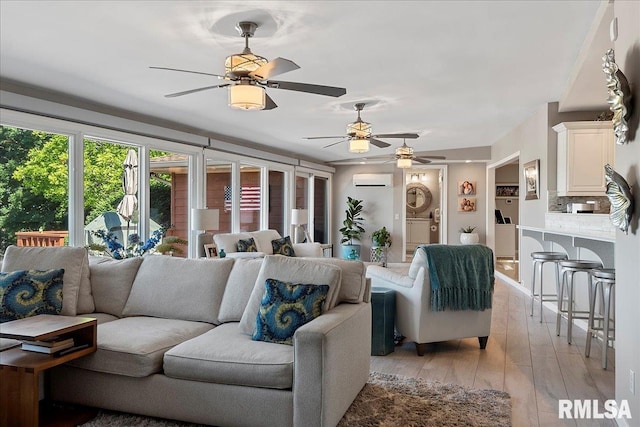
[517,225,614,267]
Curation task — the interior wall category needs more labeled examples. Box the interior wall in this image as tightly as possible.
[447,163,487,244]
[613,0,640,422]
[332,163,400,262]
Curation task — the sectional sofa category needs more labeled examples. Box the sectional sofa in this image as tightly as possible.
[1,245,371,427]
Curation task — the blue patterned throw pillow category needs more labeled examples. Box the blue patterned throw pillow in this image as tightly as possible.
[271,236,296,257]
[0,269,64,323]
[252,279,329,345]
[237,237,258,252]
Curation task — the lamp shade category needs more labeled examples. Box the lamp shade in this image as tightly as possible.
[397,158,412,168]
[291,209,308,226]
[349,138,370,153]
[228,84,266,110]
[191,208,220,231]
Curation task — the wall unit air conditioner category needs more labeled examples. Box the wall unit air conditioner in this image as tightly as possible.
[352,173,393,187]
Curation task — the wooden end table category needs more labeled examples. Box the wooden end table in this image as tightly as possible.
[0,315,97,427]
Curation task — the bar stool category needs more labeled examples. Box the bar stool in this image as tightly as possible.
[586,268,615,369]
[530,252,567,322]
[556,259,603,344]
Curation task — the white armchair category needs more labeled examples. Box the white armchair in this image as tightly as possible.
[366,246,493,355]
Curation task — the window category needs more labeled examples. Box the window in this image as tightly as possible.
[239,164,262,232]
[268,170,286,236]
[0,125,70,251]
[206,160,233,234]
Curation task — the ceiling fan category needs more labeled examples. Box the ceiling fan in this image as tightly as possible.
[394,140,446,168]
[150,21,346,110]
[304,103,420,153]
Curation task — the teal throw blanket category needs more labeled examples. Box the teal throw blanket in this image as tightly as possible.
[421,244,495,312]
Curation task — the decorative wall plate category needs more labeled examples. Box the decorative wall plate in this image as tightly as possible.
[602,49,633,145]
[604,164,634,234]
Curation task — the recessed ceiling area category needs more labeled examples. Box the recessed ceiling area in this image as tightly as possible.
[0,1,610,164]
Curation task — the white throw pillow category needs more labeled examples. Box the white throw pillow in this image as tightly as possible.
[238,255,342,336]
[89,257,142,317]
[217,258,264,323]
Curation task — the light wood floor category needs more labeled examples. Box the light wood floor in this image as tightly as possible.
[370,278,615,427]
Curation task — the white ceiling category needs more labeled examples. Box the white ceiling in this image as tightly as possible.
[0,1,611,164]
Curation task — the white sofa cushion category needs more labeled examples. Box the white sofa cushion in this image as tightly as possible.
[248,229,281,255]
[89,256,142,317]
[238,255,341,335]
[68,317,213,377]
[123,256,234,324]
[164,323,294,389]
[314,258,367,303]
[213,232,251,254]
[218,258,264,323]
[292,243,322,257]
[1,245,94,315]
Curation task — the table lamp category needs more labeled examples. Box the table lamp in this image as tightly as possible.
[291,209,312,243]
[192,208,220,257]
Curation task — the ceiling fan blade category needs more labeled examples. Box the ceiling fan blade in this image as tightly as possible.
[304,136,346,140]
[165,84,230,98]
[249,57,300,81]
[419,155,446,160]
[266,80,346,97]
[263,93,278,110]
[414,157,433,164]
[323,139,347,149]
[150,66,226,80]
[372,133,420,139]
[369,138,391,148]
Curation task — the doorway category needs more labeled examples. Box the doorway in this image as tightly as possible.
[403,165,447,261]
[487,152,520,282]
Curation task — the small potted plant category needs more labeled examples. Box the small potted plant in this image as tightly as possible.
[371,226,391,266]
[459,226,479,244]
[339,197,365,260]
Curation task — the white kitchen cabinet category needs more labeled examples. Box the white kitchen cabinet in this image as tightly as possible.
[553,121,614,196]
[495,224,516,260]
[406,219,431,252]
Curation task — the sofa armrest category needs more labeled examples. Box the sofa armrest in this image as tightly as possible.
[366,265,415,289]
[293,242,322,257]
[293,302,371,427]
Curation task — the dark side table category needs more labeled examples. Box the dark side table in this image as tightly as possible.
[370,287,395,356]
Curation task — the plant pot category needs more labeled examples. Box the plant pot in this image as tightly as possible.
[370,246,388,267]
[460,233,479,245]
[341,244,361,260]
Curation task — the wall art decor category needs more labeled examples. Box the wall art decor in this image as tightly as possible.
[458,181,476,196]
[604,164,634,234]
[602,49,633,145]
[523,159,540,200]
[458,197,476,212]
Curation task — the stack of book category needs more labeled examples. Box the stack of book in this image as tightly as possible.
[21,336,74,354]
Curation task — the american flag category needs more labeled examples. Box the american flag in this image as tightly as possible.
[224,185,261,212]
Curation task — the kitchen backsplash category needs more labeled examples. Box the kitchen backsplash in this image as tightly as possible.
[547,191,610,214]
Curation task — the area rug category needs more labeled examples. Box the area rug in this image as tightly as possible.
[79,372,511,427]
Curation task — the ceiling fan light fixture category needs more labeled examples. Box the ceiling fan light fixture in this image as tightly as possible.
[228,84,265,110]
[349,138,370,153]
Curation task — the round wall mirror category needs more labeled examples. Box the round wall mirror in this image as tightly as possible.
[406,182,432,214]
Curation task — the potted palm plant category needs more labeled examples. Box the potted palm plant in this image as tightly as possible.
[371,226,391,266]
[459,226,479,244]
[339,197,365,260]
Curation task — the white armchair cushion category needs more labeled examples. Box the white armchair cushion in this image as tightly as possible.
[408,245,428,279]
[292,242,322,257]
